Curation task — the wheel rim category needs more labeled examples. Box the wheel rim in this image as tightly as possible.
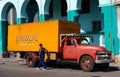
[28,58,32,65]
[82,59,91,69]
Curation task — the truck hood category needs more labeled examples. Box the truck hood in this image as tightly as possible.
[78,44,107,52]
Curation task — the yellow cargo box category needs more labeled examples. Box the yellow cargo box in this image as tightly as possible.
[8,20,80,52]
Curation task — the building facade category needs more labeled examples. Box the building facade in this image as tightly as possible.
[0,0,120,61]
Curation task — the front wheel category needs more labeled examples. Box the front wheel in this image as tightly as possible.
[80,56,95,72]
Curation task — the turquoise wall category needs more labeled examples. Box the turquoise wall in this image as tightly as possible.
[101,6,119,55]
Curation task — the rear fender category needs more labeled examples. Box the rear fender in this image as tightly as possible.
[24,52,39,60]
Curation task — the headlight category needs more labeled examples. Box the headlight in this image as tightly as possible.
[96,51,107,55]
[96,50,100,55]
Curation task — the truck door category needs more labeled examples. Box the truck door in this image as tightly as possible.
[63,39,77,60]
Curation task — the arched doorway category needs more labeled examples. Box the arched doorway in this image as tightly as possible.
[1,3,17,24]
[7,7,16,25]
[26,0,39,22]
[21,0,39,23]
[49,0,67,20]
[61,0,67,17]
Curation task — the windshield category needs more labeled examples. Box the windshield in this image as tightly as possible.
[76,38,89,45]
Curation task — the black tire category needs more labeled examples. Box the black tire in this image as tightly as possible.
[26,54,37,67]
[80,56,95,72]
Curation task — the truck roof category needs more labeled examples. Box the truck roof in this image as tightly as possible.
[60,33,92,38]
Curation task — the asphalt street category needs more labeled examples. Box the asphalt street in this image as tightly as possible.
[0,58,120,77]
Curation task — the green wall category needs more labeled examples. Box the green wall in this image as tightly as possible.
[101,6,119,55]
[0,20,8,53]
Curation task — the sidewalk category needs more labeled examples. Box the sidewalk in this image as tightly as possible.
[0,58,26,65]
[0,58,16,64]
[110,63,120,69]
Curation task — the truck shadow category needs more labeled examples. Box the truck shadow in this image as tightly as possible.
[46,60,80,70]
[46,61,120,72]
[99,66,120,72]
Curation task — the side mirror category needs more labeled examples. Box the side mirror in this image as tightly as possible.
[74,44,77,47]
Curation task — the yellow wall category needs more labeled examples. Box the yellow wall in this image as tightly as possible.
[8,20,80,52]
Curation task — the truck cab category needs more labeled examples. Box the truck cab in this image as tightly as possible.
[61,34,114,71]
[63,36,89,60]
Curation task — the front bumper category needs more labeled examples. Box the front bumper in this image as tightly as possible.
[95,59,115,64]
[95,53,115,64]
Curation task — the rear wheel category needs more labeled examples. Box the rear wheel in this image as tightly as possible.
[26,54,38,67]
[80,56,95,72]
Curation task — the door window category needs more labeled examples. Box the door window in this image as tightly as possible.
[66,40,75,45]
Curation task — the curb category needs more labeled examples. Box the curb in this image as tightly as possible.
[0,58,26,64]
[0,58,16,64]
[110,63,120,69]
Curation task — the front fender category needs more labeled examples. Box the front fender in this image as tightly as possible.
[77,50,96,63]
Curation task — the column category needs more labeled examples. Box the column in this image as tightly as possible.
[67,10,79,22]
[0,20,8,58]
[16,17,26,24]
[115,5,120,62]
[101,6,119,55]
[38,14,49,22]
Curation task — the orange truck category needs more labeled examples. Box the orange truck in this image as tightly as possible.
[8,20,114,72]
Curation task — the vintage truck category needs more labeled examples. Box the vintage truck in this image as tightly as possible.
[8,20,114,71]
